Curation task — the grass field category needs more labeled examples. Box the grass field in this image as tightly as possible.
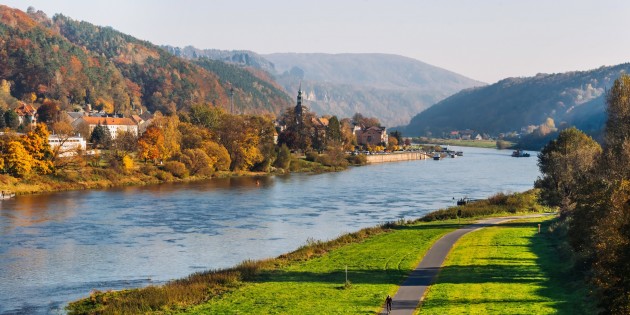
[418,216,594,314]
[182,220,466,314]
[418,138,512,149]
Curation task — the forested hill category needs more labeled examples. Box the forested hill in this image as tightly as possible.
[263,53,484,127]
[401,64,630,137]
[163,45,276,74]
[0,5,291,116]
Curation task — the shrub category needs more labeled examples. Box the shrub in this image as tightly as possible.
[162,161,188,178]
[305,151,319,162]
[155,170,174,181]
[346,154,367,165]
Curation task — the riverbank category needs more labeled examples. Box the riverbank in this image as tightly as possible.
[416,138,511,149]
[66,190,566,314]
[0,155,346,197]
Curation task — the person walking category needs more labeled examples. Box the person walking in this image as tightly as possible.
[385,294,393,314]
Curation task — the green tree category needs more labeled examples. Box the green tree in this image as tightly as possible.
[327,116,342,142]
[189,104,222,130]
[274,143,291,170]
[4,110,19,129]
[89,123,112,149]
[535,127,601,212]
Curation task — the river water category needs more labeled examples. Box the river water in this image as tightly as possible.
[0,147,539,314]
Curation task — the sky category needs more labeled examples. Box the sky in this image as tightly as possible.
[3,0,630,83]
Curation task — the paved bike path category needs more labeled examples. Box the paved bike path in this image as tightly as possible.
[380,214,545,315]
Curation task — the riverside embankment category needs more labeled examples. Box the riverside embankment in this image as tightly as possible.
[365,151,431,164]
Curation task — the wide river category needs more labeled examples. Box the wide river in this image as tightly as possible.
[0,146,539,314]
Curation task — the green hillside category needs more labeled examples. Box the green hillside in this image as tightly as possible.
[402,64,630,137]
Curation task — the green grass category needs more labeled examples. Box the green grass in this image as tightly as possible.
[418,216,594,314]
[181,220,464,314]
[419,138,511,149]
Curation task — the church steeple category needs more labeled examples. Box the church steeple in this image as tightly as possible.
[295,82,303,124]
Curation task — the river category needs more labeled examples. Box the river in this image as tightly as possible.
[0,146,539,314]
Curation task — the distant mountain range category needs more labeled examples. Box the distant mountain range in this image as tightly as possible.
[0,5,291,116]
[167,48,484,127]
[264,53,484,127]
[400,64,630,137]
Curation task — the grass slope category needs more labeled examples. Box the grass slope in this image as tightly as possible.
[419,217,594,314]
[183,220,464,314]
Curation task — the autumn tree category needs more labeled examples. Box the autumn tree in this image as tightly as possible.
[217,114,263,171]
[137,126,165,163]
[36,100,61,124]
[151,113,181,161]
[21,124,54,174]
[4,141,34,177]
[353,112,380,128]
[535,127,601,213]
[202,140,230,171]
[49,121,83,170]
[111,130,138,158]
[179,122,213,150]
[180,148,212,176]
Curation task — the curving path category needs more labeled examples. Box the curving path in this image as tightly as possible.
[380,214,546,315]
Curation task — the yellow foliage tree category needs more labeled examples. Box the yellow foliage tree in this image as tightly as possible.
[122,154,134,173]
[202,140,231,171]
[5,141,34,177]
[21,124,53,174]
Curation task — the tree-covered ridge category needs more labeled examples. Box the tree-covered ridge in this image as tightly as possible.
[52,14,230,115]
[403,64,630,137]
[0,5,291,117]
[0,5,130,112]
[193,58,291,114]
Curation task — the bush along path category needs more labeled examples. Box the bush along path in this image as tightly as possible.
[380,214,549,315]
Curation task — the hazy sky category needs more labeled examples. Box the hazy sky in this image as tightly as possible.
[3,0,630,83]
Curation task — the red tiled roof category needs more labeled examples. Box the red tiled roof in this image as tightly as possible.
[14,102,36,116]
[80,117,137,126]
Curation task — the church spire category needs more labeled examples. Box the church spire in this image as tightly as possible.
[295,82,303,124]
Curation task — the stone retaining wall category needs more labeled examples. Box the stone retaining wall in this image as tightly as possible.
[365,152,430,164]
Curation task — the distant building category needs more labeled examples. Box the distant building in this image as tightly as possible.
[355,125,388,146]
[14,102,37,127]
[72,116,138,139]
[48,135,87,157]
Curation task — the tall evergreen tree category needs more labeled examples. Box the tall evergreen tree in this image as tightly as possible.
[89,123,112,149]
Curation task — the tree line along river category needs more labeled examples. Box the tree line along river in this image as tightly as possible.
[0,146,539,314]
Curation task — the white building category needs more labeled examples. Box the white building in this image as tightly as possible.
[72,117,138,139]
[48,135,87,157]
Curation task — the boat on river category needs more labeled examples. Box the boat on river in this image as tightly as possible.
[511,149,530,157]
[1,191,15,200]
[433,153,442,160]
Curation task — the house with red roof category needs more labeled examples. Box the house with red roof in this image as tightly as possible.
[71,116,138,139]
[14,102,37,127]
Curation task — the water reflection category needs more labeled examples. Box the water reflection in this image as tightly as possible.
[0,147,539,314]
